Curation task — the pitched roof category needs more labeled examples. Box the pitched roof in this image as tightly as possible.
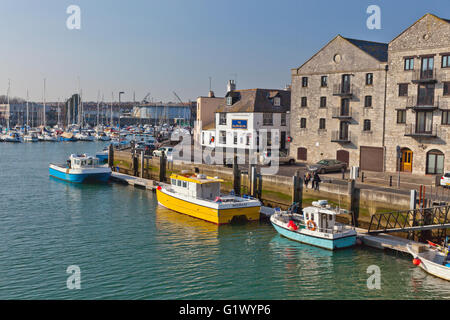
[343,37,388,62]
[215,89,290,113]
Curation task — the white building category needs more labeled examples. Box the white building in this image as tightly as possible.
[201,88,291,153]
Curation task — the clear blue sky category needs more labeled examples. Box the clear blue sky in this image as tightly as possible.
[0,0,448,102]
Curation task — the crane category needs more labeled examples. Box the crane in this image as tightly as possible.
[142,92,151,104]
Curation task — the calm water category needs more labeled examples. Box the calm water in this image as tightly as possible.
[0,142,449,299]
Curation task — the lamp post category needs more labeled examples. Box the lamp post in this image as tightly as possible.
[118,91,124,128]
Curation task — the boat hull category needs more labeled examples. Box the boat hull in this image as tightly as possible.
[156,189,260,225]
[407,245,450,281]
[271,222,356,250]
[49,166,111,183]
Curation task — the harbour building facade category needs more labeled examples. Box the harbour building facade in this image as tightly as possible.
[289,13,450,175]
[385,14,450,175]
[289,35,388,171]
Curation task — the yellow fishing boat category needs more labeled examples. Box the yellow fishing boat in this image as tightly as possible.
[156,173,261,225]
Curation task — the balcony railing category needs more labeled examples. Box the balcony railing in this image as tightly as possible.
[404,123,439,137]
[406,95,440,110]
[412,68,437,83]
[331,107,352,119]
[333,83,353,96]
[331,130,351,143]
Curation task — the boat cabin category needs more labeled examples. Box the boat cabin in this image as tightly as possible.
[69,154,101,169]
[303,201,349,233]
[169,173,223,201]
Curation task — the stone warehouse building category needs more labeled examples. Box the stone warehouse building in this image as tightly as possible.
[385,14,450,175]
[290,13,450,175]
[289,35,389,171]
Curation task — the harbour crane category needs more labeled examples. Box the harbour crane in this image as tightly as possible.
[173,91,188,126]
[142,92,151,104]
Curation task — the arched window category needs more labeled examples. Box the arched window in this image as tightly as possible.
[426,149,444,175]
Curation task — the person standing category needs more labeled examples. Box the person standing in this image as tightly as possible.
[313,172,321,191]
[304,172,311,188]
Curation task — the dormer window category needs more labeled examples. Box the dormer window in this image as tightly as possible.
[227,97,233,106]
[274,97,281,107]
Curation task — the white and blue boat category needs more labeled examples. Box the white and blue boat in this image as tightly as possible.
[95,148,109,163]
[49,154,111,183]
[270,200,357,250]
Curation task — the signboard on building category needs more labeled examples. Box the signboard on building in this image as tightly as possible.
[231,119,247,129]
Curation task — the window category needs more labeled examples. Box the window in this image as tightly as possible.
[246,134,251,145]
[302,77,308,87]
[363,119,371,131]
[320,97,327,108]
[281,113,286,126]
[319,118,326,130]
[274,97,281,107]
[416,111,433,134]
[263,113,273,126]
[397,110,406,124]
[399,84,408,97]
[267,132,272,147]
[364,95,372,108]
[233,132,237,145]
[182,181,187,188]
[301,97,307,107]
[219,130,226,144]
[177,180,182,187]
[366,73,373,85]
[404,57,414,70]
[219,113,227,125]
[442,55,450,68]
[444,82,450,96]
[427,150,444,175]
[442,110,450,125]
[226,97,233,106]
[321,76,328,87]
[300,118,306,128]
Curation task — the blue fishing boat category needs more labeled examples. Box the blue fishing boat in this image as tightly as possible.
[95,148,109,163]
[49,154,111,183]
[270,200,356,250]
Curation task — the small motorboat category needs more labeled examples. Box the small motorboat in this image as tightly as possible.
[43,133,58,142]
[49,154,111,183]
[3,132,21,143]
[75,132,95,141]
[270,200,357,250]
[156,173,261,224]
[407,242,450,281]
[60,132,77,142]
[96,132,111,141]
[23,133,39,142]
[95,147,109,163]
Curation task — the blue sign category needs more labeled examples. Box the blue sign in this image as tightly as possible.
[232,119,247,129]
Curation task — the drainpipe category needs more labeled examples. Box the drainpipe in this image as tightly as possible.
[382,64,388,172]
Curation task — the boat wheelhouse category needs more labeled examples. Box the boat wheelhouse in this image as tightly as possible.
[49,154,111,183]
[270,200,357,250]
[156,173,261,224]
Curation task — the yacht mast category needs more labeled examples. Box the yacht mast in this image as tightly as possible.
[43,78,46,128]
[26,89,29,129]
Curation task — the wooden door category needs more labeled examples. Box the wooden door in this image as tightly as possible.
[401,149,413,172]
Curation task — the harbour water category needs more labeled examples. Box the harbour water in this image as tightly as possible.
[0,142,449,299]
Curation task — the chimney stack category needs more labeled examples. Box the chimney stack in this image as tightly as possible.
[227,80,236,93]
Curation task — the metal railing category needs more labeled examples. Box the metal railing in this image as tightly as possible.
[331,130,351,142]
[333,83,353,96]
[404,123,439,137]
[332,106,352,119]
[368,205,450,235]
[406,95,440,109]
[412,68,437,82]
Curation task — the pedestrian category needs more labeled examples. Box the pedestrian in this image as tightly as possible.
[304,172,310,188]
[313,172,321,191]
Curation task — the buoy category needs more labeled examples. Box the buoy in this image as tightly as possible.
[413,258,421,266]
[157,186,162,191]
[287,220,298,231]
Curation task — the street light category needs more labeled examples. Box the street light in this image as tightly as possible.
[118,91,124,128]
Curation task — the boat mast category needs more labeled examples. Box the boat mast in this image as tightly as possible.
[26,89,29,129]
[43,78,46,128]
[57,97,60,128]
[6,79,10,130]
[97,90,100,127]
[111,92,114,127]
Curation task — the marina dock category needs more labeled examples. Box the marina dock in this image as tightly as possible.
[356,229,421,254]
[110,171,162,190]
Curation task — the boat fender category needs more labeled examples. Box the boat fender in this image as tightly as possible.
[215,197,222,203]
[412,258,421,266]
[287,220,298,231]
[306,220,317,231]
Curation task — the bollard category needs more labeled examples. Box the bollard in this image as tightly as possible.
[233,156,241,196]
[140,151,144,179]
[361,172,364,183]
[389,176,392,187]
